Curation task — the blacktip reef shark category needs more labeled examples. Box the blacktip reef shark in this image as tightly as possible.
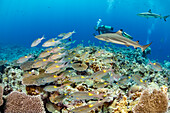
[95,31,152,52]
[137,9,170,21]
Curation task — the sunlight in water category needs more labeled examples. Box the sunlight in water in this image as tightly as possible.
[107,0,114,13]
[147,22,155,44]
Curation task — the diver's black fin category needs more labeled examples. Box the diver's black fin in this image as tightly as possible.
[148,9,152,13]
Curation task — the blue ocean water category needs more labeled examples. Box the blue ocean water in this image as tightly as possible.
[0,0,170,62]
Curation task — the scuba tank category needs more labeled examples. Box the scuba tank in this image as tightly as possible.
[101,25,113,30]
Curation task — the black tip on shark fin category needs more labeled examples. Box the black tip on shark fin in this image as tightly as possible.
[120,29,123,31]
[148,9,152,13]
[163,15,170,21]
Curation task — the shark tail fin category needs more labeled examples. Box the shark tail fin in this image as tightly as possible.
[163,15,170,21]
[141,42,152,52]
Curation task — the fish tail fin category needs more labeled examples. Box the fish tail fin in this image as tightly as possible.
[147,59,152,65]
[42,35,45,39]
[163,15,170,21]
[64,50,69,56]
[47,58,53,62]
[29,54,34,58]
[96,93,104,100]
[65,62,71,67]
[141,42,152,52]
[73,30,76,33]
[59,72,65,78]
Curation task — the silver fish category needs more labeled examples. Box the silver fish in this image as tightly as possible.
[42,38,61,47]
[148,60,162,71]
[31,35,45,47]
[17,54,33,63]
[62,30,75,39]
[70,99,108,113]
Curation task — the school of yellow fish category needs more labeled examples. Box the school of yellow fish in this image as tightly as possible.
[13,30,169,113]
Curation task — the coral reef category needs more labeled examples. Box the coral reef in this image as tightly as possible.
[164,61,170,69]
[2,66,25,95]
[0,42,169,112]
[4,91,45,113]
[0,85,3,106]
[0,44,42,62]
[133,88,168,113]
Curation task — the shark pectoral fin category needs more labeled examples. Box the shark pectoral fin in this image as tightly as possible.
[134,46,137,49]
[125,45,130,47]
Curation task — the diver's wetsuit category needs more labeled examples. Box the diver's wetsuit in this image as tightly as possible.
[95,25,133,39]
[97,26,114,35]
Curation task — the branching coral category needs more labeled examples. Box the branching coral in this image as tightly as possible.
[132,89,168,113]
[4,91,45,113]
[26,86,43,95]
[90,63,100,72]
[2,66,25,95]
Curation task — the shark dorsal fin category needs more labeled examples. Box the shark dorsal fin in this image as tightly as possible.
[136,41,139,43]
[116,30,123,36]
[148,9,152,13]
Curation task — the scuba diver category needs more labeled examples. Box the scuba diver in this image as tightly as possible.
[94,19,133,39]
[95,25,114,34]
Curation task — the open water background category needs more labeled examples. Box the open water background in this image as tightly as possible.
[0,0,170,62]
